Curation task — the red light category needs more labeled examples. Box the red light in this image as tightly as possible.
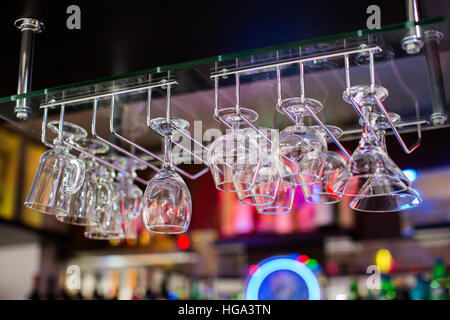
[249,265,259,275]
[326,184,340,199]
[297,255,309,264]
[326,261,339,275]
[177,235,190,250]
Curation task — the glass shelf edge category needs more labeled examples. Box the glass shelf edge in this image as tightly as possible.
[0,16,446,104]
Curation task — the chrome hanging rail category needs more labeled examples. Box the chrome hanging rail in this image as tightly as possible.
[40,105,149,185]
[210,46,382,78]
[40,77,209,181]
[367,51,422,154]
[40,81,177,109]
[210,44,421,155]
[212,46,377,159]
[91,98,160,174]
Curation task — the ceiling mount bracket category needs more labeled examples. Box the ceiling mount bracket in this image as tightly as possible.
[14,17,44,120]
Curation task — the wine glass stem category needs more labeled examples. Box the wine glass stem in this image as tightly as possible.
[163,133,173,168]
[377,129,388,154]
[295,114,304,127]
[362,106,372,134]
[231,121,240,132]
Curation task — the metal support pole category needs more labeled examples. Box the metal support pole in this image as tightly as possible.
[401,0,424,54]
[14,18,44,120]
[424,30,447,125]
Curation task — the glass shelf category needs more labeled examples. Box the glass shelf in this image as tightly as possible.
[0,16,448,157]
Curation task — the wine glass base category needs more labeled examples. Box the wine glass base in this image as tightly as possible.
[74,137,109,155]
[113,156,147,171]
[276,97,322,117]
[361,112,401,129]
[149,117,190,135]
[355,48,394,67]
[342,85,388,106]
[311,125,343,142]
[48,121,88,140]
[214,107,258,125]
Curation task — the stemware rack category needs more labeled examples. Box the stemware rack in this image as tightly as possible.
[1,16,449,185]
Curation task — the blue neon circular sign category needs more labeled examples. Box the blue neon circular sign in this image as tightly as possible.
[245,256,321,300]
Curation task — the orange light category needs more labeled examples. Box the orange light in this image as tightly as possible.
[177,235,190,250]
[151,202,157,208]
[109,239,121,246]
[139,230,151,246]
[326,184,340,199]
[126,238,138,246]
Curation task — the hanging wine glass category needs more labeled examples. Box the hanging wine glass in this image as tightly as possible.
[113,156,145,220]
[349,176,422,212]
[84,207,125,240]
[84,164,125,240]
[277,98,328,186]
[56,138,110,226]
[256,181,296,214]
[113,156,145,239]
[142,117,192,234]
[25,121,86,215]
[234,127,280,206]
[333,85,410,197]
[207,107,262,192]
[349,112,422,212]
[301,125,346,204]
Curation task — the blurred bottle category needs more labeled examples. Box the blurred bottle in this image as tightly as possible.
[348,279,361,300]
[46,276,57,300]
[92,288,104,300]
[159,273,169,299]
[379,275,396,300]
[365,289,375,300]
[143,287,156,300]
[430,259,448,300]
[410,274,430,300]
[92,274,104,300]
[27,275,41,300]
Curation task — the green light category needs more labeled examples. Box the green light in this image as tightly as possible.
[386,291,396,300]
[430,280,440,289]
[306,259,318,269]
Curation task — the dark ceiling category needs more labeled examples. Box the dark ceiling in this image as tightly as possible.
[0,0,419,98]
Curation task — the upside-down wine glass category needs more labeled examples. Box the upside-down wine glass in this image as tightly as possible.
[333,85,411,198]
[234,127,280,206]
[114,156,145,238]
[349,111,422,212]
[277,98,328,186]
[56,138,110,226]
[207,107,262,192]
[141,117,192,234]
[84,163,125,240]
[301,125,347,204]
[24,121,86,215]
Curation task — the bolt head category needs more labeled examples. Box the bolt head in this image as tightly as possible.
[401,36,424,55]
